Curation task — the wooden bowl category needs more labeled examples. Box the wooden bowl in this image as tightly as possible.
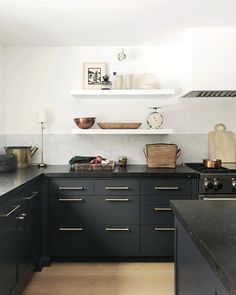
[74,117,96,129]
[97,122,142,129]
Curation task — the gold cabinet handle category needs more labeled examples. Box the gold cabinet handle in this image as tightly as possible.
[155,227,175,231]
[105,186,129,190]
[155,186,179,190]
[24,191,38,200]
[0,205,21,218]
[16,216,25,220]
[58,198,83,202]
[154,207,172,211]
[59,186,84,190]
[59,227,83,231]
[16,213,27,220]
[106,227,130,232]
[202,197,236,201]
[105,198,130,202]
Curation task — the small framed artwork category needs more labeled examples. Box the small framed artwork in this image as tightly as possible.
[83,62,106,89]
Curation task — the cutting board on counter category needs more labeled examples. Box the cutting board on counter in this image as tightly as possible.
[208,123,236,162]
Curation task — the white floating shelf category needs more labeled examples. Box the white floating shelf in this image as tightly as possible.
[71,129,174,135]
[71,89,175,98]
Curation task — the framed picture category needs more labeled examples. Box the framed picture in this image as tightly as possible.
[83,62,106,89]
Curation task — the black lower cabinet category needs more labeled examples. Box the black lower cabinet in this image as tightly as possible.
[175,218,229,295]
[141,225,174,256]
[50,225,139,257]
[0,180,41,295]
[15,190,41,293]
[48,177,198,258]
[0,213,18,295]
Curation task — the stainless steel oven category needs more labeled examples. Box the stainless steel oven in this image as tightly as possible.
[185,163,236,200]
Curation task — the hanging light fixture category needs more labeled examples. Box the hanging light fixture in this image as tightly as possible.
[118,48,127,61]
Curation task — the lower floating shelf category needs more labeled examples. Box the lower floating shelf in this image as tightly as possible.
[70,129,174,135]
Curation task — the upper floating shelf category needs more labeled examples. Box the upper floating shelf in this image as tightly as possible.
[71,89,175,98]
[71,129,174,135]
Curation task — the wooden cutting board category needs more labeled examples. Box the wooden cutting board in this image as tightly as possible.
[208,123,236,162]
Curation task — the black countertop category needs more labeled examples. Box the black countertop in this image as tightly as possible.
[0,164,198,197]
[171,200,236,295]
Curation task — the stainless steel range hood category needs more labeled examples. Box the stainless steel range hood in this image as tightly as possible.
[182,90,236,98]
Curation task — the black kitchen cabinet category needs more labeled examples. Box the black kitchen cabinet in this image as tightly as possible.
[0,202,20,295]
[16,189,41,293]
[49,178,140,257]
[140,177,197,256]
[0,179,41,295]
[49,176,197,258]
[175,218,229,295]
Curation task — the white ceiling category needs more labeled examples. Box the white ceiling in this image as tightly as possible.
[0,0,236,46]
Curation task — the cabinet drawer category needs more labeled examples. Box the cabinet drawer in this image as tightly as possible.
[141,205,174,225]
[141,194,193,206]
[49,179,94,196]
[50,225,139,256]
[50,196,139,225]
[141,179,192,197]
[141,225,174,256]
[95,180,139,196]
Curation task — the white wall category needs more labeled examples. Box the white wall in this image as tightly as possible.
[0,46,4,132]
[2,28,236,164]
[192,28,236,89]
[0,46,6,153]
[3,36,192,134]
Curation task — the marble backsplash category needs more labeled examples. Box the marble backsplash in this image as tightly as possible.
[3,134,209,165]
[0,134,6,154]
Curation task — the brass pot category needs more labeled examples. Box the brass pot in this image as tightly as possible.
[5,146,38,168]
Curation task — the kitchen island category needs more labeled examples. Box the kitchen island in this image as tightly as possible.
[171,200,236,295]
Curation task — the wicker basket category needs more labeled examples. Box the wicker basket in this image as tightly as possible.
[144,143,180,168]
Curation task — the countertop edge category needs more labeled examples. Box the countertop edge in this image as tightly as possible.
[171,201,236,295]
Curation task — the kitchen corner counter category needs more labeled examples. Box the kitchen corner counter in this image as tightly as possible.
[0,164,198,197]
[171,200,236,295]
[0,166,43,197]
[43,164,198,177]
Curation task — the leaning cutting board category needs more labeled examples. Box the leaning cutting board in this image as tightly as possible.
[208,123,236,162]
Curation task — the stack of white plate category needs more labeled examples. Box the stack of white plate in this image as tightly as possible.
[138,73,161,89]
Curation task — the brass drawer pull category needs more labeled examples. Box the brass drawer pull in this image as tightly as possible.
[155,227,175,231]
[24,191,38,200]
[59,227,83,231]
[155,186,179,190]
[16,216,25,220]
[105,186,129,190]
[16,213,27,220]
[154,207,172,211]
[105,198,130,202]
[59,198,83,202]
[106,227,130,232]
[59,186,84,190]
[202,197,236,201]
[0,205,21,218]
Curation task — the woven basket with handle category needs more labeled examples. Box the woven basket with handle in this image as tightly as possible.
[144,143,180,168]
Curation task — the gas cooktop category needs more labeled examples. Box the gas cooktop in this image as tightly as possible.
[185,163,236,174]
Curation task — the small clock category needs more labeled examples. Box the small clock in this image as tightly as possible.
[147,107,163,129]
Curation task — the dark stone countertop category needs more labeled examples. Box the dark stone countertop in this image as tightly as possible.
[0,164,198,197]
[171,200,236,295]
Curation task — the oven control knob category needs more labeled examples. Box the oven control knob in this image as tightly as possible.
[232,178,236,190]
[213,178,223,190]
[204,178,213,190]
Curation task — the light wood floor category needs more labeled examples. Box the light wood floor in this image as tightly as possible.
[23,262,174,295]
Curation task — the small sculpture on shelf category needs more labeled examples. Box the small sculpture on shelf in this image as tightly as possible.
[101,75,112,90]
